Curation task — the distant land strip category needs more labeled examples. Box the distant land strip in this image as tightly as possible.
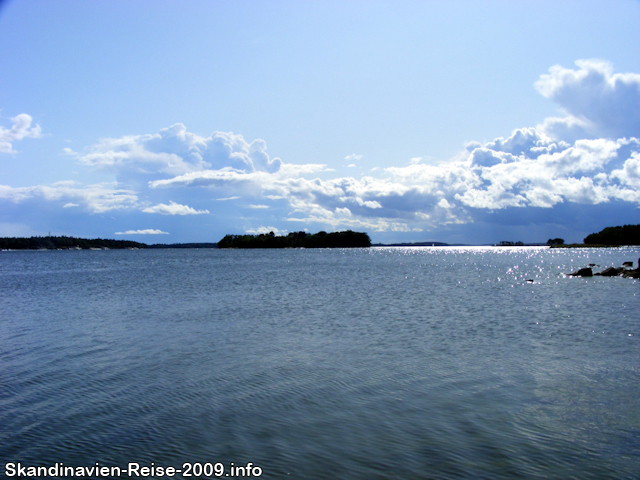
[0,236,220,250]
[0,236,147,250]
[2,224,637,251]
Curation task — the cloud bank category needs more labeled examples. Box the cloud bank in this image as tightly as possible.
[0,181,137,213]
[2,60,639,242]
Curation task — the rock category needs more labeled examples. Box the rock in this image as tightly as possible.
[568,267,593,277]
[622,269,640,279]
[623,261,633,267]
[595,267,623,277]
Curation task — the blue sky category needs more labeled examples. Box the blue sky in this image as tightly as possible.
[1,0,639,244]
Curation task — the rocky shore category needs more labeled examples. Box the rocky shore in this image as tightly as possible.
[567,259,640,278]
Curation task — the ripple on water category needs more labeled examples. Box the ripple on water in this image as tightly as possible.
[1,247,639,479]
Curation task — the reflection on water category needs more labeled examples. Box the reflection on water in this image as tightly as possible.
[1,247,639,479]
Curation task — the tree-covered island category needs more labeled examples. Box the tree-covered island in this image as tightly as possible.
[217,230,371,248]
[548,224,640,247]
[583,224,640,246]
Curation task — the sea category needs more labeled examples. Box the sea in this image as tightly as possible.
[1,246,639,479]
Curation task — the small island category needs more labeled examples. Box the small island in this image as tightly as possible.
[584,224,640,246]
[549,224,640,247]
[217,230,371,249]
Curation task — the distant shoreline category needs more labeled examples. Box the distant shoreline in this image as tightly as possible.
[2,235,639,251]
[0,236,219,251]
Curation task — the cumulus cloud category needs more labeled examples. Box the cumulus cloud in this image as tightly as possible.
[262,127,639,230]
[536,59,640,141]
[140,105,638,233]
[5,60,638,241]
[0,114,42,153]
[115,229,169,235]
[464,134,639,208]
[78,124,283,184]
[142,201,209,215]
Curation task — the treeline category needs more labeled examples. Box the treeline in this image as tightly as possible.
[584,224,640,245]
[0,236,146,250]
[218,230,371,249]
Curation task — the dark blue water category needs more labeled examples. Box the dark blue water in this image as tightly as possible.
[1,247,639,479]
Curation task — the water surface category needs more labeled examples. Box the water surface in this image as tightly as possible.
[1,247,638,479]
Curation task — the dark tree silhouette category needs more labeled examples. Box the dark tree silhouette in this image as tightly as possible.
[218,230,371,249]
[584,225,640,245]
[547,238,565,246]
[0,236,146,250]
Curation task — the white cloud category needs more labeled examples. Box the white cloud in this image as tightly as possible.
[62,148,78,156]
[142,201,209,215]
[6,60,637,239]
[148,168,268,192]
[245,226,287,235]
[610,151,640,191]
[536,59,640,141]
[140,117,637,233]
[437,198,452,209]
[345,154,363,161]
[339,196,382,209]
[78,125,283,184]
[78,135,197,178]
[0,182,138,213]
[270,162,327,176]
[115,229,169,235]
[0,114,42,153]
[286,213,422,233]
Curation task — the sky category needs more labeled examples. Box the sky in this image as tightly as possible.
[1,0,639,245]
